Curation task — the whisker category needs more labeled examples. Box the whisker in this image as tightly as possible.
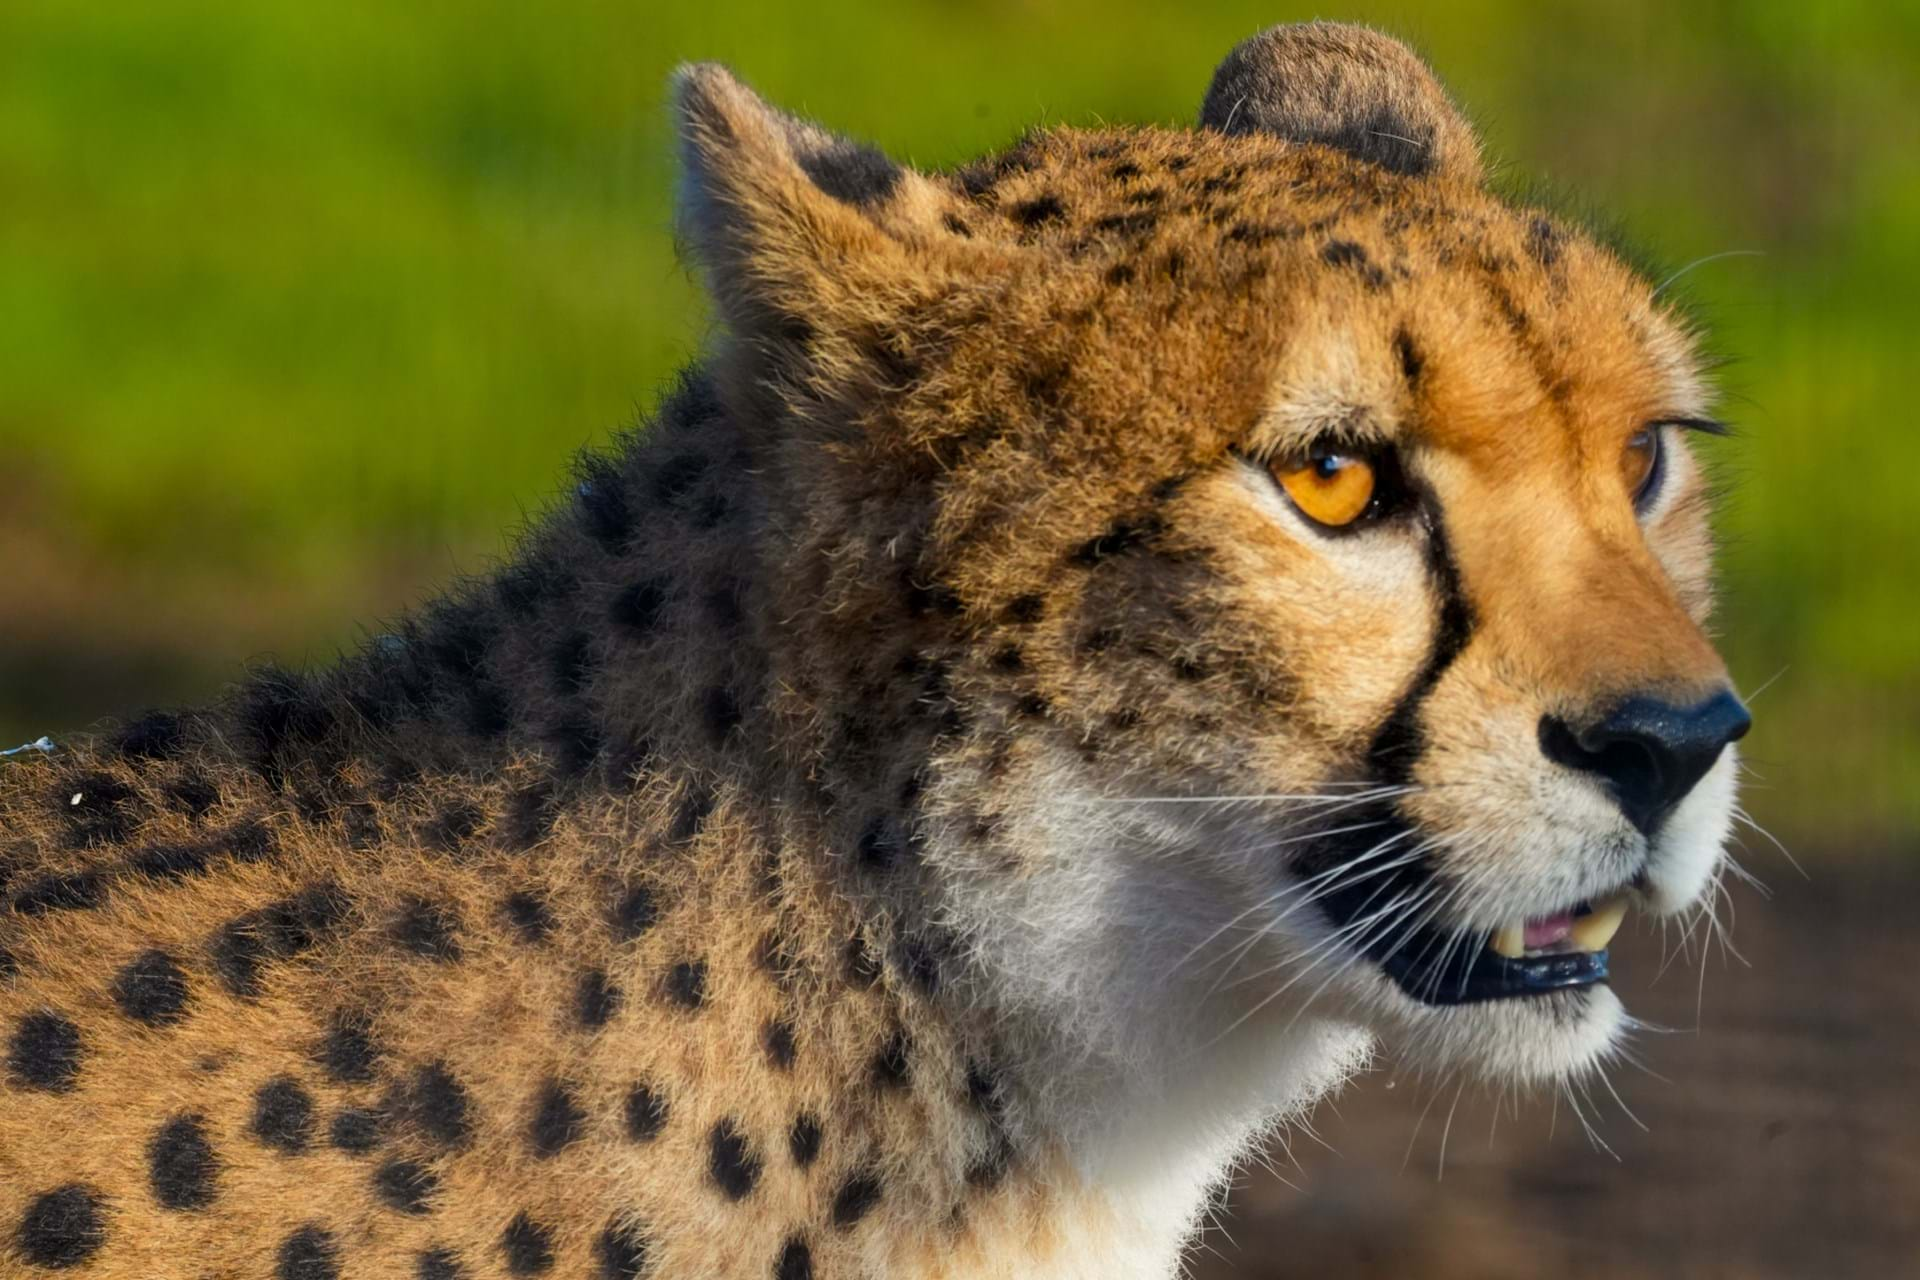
[1732,807,1808,881]
[1653,248,1764,296]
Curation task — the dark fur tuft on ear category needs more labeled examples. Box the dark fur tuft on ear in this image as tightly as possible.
[1199,23,1482,184]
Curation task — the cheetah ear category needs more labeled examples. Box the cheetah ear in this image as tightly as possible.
[673,64,958,348]
[1199,23,1483,184]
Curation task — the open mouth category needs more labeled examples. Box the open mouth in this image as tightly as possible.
[1298,818,1633,1006]
[1371,894,1629,1005]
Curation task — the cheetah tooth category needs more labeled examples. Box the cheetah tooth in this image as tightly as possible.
[1566,895,1629,952]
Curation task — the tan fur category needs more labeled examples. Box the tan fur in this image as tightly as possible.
[0,25,1737,1279]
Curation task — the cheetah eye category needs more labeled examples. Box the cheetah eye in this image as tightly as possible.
[1622,425,1664,509]
[1268,442,1390,530]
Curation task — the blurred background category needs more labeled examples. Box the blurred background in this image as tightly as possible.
[2,0,1913,1274]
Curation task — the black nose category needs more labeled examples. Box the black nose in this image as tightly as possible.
[1538,689,1752,836]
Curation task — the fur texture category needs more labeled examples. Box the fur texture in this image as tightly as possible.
[0,24,1745,1279]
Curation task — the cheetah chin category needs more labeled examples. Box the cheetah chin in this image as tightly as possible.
[0,21,1752,1280]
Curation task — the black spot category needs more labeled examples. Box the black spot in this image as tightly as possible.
[500,782,557,850]
[464,681,512,737]
[966,1141,1013,1189]
[1091,210,1158,237]
[277,1225,341,1280]
[221,817,278,862]
[665,960,706,1009]
[843,936,882,988]
[1527,215,1562,268]
[165,774,220,819]
[755,931,798,988]
[112,949,189,1026]
[1321,238,1388,289]
[595,1222,651,1280]
[503,891,554,944]
[775,1238,813,1280]
[547,716,604,776]
[211,885,350,998]
[694,489,733,529]
[651,453,710,506]
[498,561,560,618]
[341,802,383,848]
[391,897,462,961]
[251,1077,316,1154]
[830,1171,884,1229]
[240,668,334,780]
[1105,261,1136,286]
[329,1108,380,1154]
[895,936,942,995]
[8,1011,82,1091]
[11,870,105,916]
[871,1030,911,1089]
[576,456,633,551]
[625,1085,668,1142]
[576,969,622,1029]
[317,1018,380,1084]
[127,841,210,880]
[708,1120,761,1200]
[148,1113,220,1211]
[18,1184,105,1268]
[1070,515,1162,566]
[424,801,484,852]
[529,1080,585,1158]
[668,784,715,843]
[1394,327,1424,385]
[390,1061,474,1150]
[551,632,594,695]
[856,815,900,870]
[116,711,185,760]
[501,1213,555,1276]
[1010,194,1064,228]
[610,884,657,941]
[417,1247,465,1280]
[798,137,902,206]
[374,1159,438,1215]
[762,1019,796,1071]
[788,1113,821,1168]
[705,580,744,630]
[610,579,669,635]
[702,687,742,744]
[1014,693,1050,719]
[1109,160,1142,180]
[966,1062,1005,1116]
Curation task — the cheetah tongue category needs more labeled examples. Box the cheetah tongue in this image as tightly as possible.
[1488,895,1629,959]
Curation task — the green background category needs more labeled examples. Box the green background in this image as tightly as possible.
[2,0,1914,847]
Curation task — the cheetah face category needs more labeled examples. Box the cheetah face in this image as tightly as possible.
[674,27,1749,1091]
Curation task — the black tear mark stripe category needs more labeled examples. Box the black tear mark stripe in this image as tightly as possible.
[1366,498,1474,785]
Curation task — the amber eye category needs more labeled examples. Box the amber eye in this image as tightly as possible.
[1622,426,1662,506]
[1273,447,1378,528]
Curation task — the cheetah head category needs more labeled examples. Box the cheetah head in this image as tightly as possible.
[672,24,1749,1102]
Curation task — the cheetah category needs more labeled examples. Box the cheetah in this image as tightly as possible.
[0,23,1752,1280]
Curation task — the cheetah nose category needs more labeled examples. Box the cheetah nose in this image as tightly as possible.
[1537,689,1751,837]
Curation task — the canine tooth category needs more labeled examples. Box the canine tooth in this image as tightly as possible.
[1490,923,1527,959]
[1567,895,1629,951]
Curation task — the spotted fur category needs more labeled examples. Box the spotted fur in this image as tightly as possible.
[0,25,1744,1279]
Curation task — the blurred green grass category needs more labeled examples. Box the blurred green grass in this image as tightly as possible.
[1,0,1914,843]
